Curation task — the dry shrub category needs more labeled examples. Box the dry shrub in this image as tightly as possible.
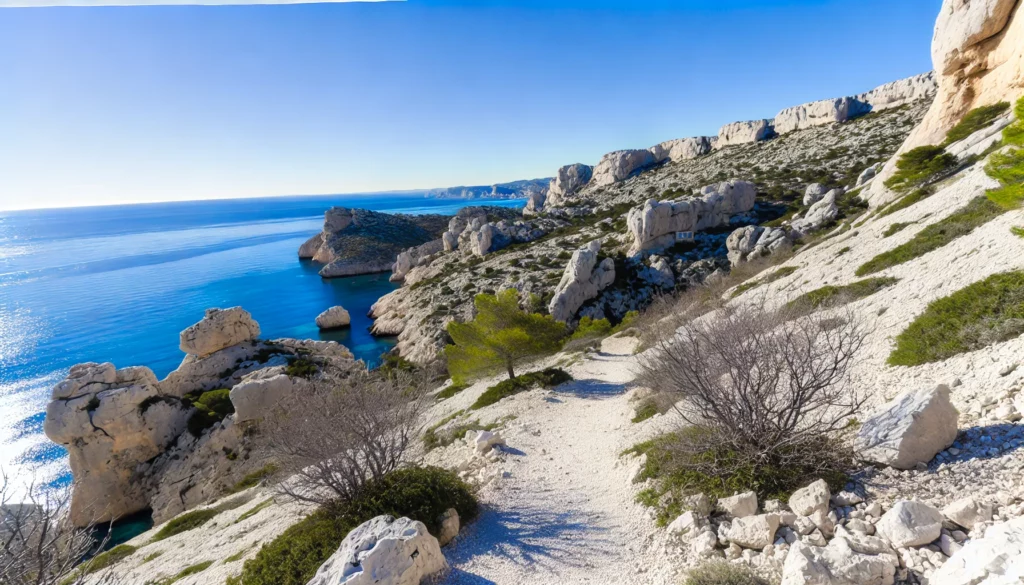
[261,364,429,507]
[1,472,124,585]
[636,302,864,501]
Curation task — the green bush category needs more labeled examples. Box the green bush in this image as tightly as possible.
[228,466,476,585]
[230,464,279,493]
[683,561,770,585]
[570,316,613,341]
[185,388,234,437]
[878,187,934,218]
[1013,227,1024,239]
[883,146,958,193]
[153,560,215,585]
[236,499,274,524]
[856,197,1004,276]
[471,368,573,410]
[435,381,470,401]
[889,271,1024,366]
[631,399,660,423]
[627,427,850,526]
[984,97,1024,209]
[883,222,914,238]
[786,277,898,314]
[79,544,136,575]
[151,508,220,542]
[285,357,317,379]
[943,102,1010,145]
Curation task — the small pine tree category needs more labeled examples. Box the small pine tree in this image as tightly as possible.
[445,290,566,382]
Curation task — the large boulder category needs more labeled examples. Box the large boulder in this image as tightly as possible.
[716,491,758,518]
[316,306,352,330]
[942,497,994,530]
[627,180,757,255]
[726,225,791,266]
[306,515,447,585]
[43,363,188,526]
[229,369,304,423]
[781,539,897,585]
[789,190,841,237]
[726,514,780,549]
[775,97,872,135]
[789,479,831,517]
[930,516,1024,585]
[591,149,657,187]
[855,385,959,470]
[716,119,775,148]
[179,307,260,358]
[649,137,714,163]
[548,240,615,322]
[523,190,547,215]
[547,163,593,207]
[803,183,829,206]
[876,501,944,548]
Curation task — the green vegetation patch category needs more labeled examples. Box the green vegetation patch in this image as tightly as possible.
[152,560,215,585]
[77,544,136,577]
[284,357,317,379]
[151,508,220,542]
[731,266,799,298]
[884,146,958,193]
[684,561,770,585]
[230,464,279,494]
[631,399,660,423]
[984,96,1024,209]
[184,388,234,437]
[943,102,1011,145]
[878,187,935,218]
[626,428,848,526]
[470,368,573,410]
[435,381,470,401]
[236,499,274,524]
[889,271,1024,366]
[883,222,914,238]
[787,277,899,314]
[228,466,476,585]
[856,197,1004,276]
[1013,227,1024,239]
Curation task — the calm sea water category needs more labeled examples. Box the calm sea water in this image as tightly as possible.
[0,194,523,486]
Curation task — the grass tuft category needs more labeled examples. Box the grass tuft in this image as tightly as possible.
[151,508,219,542]
[470,368,572,410]
[943,102,1011,145]
[787,277,899,315]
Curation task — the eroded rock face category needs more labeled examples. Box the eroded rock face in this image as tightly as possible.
[776,97,873,135]
[548,240,616,322]
[855,385,959,470]
[306,515,447,585]
[591,150,657,187]
[856,72,937,111]
[790,190,841,238]
[716,119,775,148]
[650,137,714,163]
[726,225,791,266]
[626,180,757,255]
[930,516,1024,585]
[391,240,444,283]
[43,363,189,526]
[547,163,594,207]
[781,539,897,585]
[893,0,1024,164]
[179,307,260,358]
[523,191,547,215]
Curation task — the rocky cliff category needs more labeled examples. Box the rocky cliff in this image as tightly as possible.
[425,177,551,200]
[298,207,451,278]
[44,307,357,526]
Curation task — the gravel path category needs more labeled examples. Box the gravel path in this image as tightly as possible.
[438,336,676,585]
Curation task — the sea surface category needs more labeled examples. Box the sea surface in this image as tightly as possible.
[0,194,523,487]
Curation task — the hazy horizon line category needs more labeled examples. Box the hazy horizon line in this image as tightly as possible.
[0,0,397,7]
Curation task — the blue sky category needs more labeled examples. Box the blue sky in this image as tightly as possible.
[0,0,940,210]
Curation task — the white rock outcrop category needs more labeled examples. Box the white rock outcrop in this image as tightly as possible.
[547,163,594,207]
[523,191,547,215]
[789,190,841,237]
[179,307,260,358]
[725,225,791,266]
[855,72,937,111]
[391,240,444,282]
[548,240,615,322]
[717,491,758,519]
[803,183,829,206]
[942,497,994,530]
[855,385,959,470]
[930,516,1024,585]
[229,369,303,423]
[591,150,657,187]
[650,137,714,163]
[789,480,831,517]
[315,306,351,330]
[306,515,447,585]
[775,97,872,135]
[627,180,757,255]
[782,539,897,585]
[727,514,780,549]
[876,501,944,548]
[716,119,775,148]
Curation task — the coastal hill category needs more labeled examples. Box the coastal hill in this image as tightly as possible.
[425,177,551,200]
[33,1,1024,585]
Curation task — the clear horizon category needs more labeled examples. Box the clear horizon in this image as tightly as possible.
[0,0,940,211]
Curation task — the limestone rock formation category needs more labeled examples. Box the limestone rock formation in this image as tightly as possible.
[930,516,1024,585]
[781,539,897,585]
[548,240,616,322]
[44,363,187,527]
[855,385,959,470]
[726,225,791,266]
[179,307,260,358]
[876,501,944,548]
[716,119,775,148]
[298,207,450,278]
[626,180,757,255]
[391,240,444,283]
[855,72,937,111]
[789,480,831,517]
[942,497,994,530]
[893,0,1024,164]
[726,514,780,549]
[790,190,841,238]
[306,515,447,585]
[523,190,547,215]
[547,163,594,207]
[591,150,657,187]
[803,183,829,206]
[717,491,758,518]
[315,306,351,330]
[229,369,303,423]
[650,137,714,163]
[776,97,872,135]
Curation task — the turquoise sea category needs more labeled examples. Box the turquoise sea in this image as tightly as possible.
[0,194,523,486]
